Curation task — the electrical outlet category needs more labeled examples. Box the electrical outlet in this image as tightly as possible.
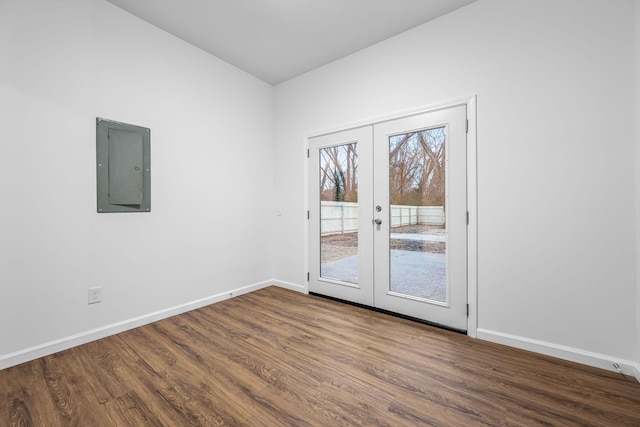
[88,286,102,304]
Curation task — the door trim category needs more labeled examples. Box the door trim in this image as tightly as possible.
[303,95,478,337]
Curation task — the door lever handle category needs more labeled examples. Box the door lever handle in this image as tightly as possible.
[374,218,382,225]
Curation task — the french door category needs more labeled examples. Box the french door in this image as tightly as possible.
[309,106,468,331]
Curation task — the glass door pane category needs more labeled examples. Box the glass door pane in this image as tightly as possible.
[308,126,373,307]
[388,128,446,302]
[319,143,359,284]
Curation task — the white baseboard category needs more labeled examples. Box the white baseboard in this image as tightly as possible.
[5,284,636,385]
[477,328,639,381]
[271,279,306,293]
[0,280,276,371]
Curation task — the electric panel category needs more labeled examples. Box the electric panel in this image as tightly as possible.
[96,118,150,213]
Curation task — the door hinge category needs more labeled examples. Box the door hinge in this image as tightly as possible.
[307,149,310,158]
[466,211,469,225]
[307,272,310,281]
[307,210,310,219]
[466,119,469,133]
[467,304,469,316]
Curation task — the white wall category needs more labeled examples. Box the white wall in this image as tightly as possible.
[1,0,636,377]
[0,0,275,366]
[274,0,637,372]
[635,0,640,378]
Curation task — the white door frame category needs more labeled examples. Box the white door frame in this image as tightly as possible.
[303,96,478,337]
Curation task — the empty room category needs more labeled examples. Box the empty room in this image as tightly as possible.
[1,0,639,425]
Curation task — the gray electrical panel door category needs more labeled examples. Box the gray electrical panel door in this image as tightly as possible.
[96,118,150,213]
[108,129,143,205]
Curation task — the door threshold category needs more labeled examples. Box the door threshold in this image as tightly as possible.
[309,292,467,335]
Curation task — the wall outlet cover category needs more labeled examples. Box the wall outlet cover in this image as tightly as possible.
[88,287,103,304]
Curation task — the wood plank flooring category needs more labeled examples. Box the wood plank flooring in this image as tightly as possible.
[1,286,639,426]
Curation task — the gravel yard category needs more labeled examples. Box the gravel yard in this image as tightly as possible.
[321,224,446,264]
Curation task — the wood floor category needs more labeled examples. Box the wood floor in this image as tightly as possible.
[1,287,639,426]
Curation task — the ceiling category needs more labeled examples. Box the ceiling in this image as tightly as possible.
[105,0,477,85]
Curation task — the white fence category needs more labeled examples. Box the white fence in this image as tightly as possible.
[321,202,359,236]
[320,201,445,236]
[390,205,445,228]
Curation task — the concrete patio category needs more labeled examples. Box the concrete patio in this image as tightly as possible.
[321,231,446,302]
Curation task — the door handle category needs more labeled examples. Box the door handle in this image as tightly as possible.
[374,218,382,225]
